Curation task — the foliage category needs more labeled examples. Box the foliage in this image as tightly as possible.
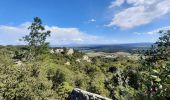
[0,62,53,100]
[0,17,170,100]
[21,17,51,60]
[140,30,170,99]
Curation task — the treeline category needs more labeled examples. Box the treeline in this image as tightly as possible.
[0,17,169,100]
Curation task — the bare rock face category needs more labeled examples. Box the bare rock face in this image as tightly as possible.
[67,88,112,100]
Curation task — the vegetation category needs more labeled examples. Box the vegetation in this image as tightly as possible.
[0,17,169,100]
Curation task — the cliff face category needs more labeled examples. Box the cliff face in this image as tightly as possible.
[67,88,112,100]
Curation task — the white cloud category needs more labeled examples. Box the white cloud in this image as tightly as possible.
[45,26,99,45]
[107,0,170,29]
[126,0,158,6]
[109,0,125,8]
[0,22,116,45]
[89,19,96,22]
[147,26,170,34]
[133,26,170,35]
[0,23,29,45]
[86,19,96,24]
[0,24,28,34]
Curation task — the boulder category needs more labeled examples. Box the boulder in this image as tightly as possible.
[55,49,64,54]
[76,59,81,62]
[67,88,112,100]
[83,55,91,62]
[15,61,22,66]
[65,61,71,65]
[50,49,54,54]
[67,48,74,55]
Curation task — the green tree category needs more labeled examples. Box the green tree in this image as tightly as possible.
[22,17,51,60]
[140,30,170,99]
[0,63,53,100]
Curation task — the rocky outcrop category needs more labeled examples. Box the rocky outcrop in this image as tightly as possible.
[83,55,91,62]
[14,60,22,66]
[68,88,112,100]
[75,55,91,63]
[76,59,81,62]
[55,49,64,54]
[50,48,74,55]
[50,49,55,54]
[65,61,71,65]
[67,48,74,55]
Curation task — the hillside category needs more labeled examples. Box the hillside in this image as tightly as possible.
[0,17,169,100]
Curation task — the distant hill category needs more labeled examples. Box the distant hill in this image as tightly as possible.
[3,43,152,53]
[73,43,153,53]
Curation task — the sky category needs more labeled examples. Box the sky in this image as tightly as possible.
[0,0,170,45]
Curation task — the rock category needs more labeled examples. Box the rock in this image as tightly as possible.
[15,61,22,66]
[65,62,70,65]
[0,96,3,100]
[83,55,91,62]
[76,59,81,62]
[50,49,54,54]
[67,88,112,100]
[55,49,64,54]
[67,48,74,55]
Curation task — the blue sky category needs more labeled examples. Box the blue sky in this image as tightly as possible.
[0,0,170,45]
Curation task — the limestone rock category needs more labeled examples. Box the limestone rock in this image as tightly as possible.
[55,49,64,54]
[65,61,71,65]
[67,48,74,55]
[50,49,54,54]
[15,61,22,66]
[83,55,91,62]
[68,88,112,100]
[76,59,81,62]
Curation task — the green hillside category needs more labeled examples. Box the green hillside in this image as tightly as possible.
[0,17,169,100]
